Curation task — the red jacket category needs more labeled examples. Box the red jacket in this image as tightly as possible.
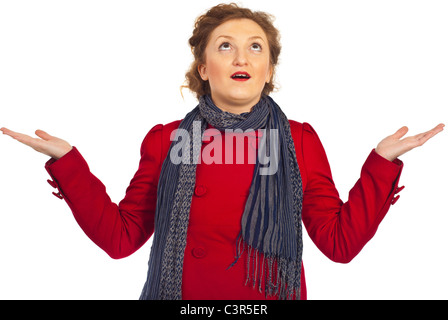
[44,120,404,300]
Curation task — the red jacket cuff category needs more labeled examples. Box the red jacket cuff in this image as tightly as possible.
[44,147,90,198]
[366,148,403,181]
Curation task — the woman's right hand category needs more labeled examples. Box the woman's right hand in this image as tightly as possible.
[1,127,73,160]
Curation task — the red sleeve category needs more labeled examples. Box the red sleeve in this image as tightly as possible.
[301,123,404,263]
[44,124,164,259]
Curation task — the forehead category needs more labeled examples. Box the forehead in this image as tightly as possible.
[209,18,268,42]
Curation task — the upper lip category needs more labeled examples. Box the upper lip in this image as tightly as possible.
[231,71,251,79]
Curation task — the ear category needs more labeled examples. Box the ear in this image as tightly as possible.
[198,64,208,81]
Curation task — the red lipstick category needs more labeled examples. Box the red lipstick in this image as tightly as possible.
[231,71,251,81]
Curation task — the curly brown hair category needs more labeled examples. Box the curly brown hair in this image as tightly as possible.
[182,3,281,100]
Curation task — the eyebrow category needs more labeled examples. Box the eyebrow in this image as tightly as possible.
[215,35,266,43]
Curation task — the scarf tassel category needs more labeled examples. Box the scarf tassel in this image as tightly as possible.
[228,233,301,300]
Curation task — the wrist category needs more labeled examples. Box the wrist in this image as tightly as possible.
[374,148,396,162]
[54,146,73,160]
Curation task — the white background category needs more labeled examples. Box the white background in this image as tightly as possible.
[0,0,447,299]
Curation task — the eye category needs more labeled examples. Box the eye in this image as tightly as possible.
[219,42,232,51]
[251,43,262,52]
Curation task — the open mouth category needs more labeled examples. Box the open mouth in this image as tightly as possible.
[231,72,251,81]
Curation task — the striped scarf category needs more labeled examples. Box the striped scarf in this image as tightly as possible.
[139,94,303,300]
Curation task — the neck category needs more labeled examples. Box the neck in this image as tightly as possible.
[210,94,261,114]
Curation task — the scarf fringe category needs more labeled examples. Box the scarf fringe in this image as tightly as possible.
[228,233,301,300]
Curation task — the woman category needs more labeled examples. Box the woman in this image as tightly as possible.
[0,3,444,300]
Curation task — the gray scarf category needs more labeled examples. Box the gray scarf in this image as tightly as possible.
[139,95,303,300]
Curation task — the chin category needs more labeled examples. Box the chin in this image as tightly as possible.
[227,90,261,105]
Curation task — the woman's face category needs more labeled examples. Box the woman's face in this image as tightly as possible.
[198,18,273,114]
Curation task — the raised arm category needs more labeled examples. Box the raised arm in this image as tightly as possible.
[1,125,164,259]
[301,122,443,263]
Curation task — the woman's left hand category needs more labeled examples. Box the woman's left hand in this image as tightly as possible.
[375,123,445,162]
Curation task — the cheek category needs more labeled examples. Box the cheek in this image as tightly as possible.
[255,62,271,82]
[206,59,227,83]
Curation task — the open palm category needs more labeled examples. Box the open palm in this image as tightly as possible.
[375,124,445,162]
[1,127,72,160]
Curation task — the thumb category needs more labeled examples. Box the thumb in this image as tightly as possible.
[35,129,53,141]
[391,126,408,140]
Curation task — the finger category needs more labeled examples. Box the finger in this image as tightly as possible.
[433,123,445,133]
[409,124,445,147]
[35,129,54,141]
[417,124,444,139]
[1,128,40,147]
[392,126,409,139]
[1,127,25,140]
[423,123,445,134]
[1,127,14,136]
[10,132,37,145]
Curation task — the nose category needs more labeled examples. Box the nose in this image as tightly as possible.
[233,49,248,66]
